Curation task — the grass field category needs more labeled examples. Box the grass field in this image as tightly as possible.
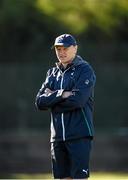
[10,172,128,179]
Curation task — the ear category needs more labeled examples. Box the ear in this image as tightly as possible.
[74,45,78,53]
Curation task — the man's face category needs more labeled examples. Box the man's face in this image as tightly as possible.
[55,45,77,64]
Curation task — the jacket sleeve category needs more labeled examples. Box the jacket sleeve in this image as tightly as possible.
[35,69,64,110]
[52,65,96,113]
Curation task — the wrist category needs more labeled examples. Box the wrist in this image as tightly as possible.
[62,91,73,98]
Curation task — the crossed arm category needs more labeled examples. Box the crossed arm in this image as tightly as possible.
[35,67,96,112]
[45,88,73,99]
[35,85,73,111]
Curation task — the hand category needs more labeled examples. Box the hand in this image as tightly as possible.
[45,88,53,96]
[62,91,73,98]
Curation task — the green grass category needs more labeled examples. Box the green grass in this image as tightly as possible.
[7,172,128,179]
[91,172,128,180]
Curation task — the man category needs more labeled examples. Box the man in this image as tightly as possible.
[35,34,96,180]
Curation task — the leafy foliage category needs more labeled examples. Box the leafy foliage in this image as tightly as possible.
[0,0,127,63]
[36,0,128,35]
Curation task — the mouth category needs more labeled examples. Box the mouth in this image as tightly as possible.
[59,56,66,59]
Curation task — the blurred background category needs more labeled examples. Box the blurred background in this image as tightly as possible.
[0,0,128,178]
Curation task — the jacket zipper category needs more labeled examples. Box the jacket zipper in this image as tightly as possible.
[60,67,70,141]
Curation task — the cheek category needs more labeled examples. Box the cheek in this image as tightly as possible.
[68,50,76,57]
[74,48,77,54]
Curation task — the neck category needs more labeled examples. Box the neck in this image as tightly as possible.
[62,56,75,69]
[62,63,68,69]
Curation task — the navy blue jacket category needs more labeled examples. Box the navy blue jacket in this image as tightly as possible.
[35,55,96,142]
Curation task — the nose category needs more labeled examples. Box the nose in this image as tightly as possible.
[59,49,65,54]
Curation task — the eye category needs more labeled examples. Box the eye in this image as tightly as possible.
[56,47,62,51]
[64,47,68,51]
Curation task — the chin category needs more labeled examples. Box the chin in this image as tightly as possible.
[61,61,69,65]
[59,59,67,63]
[60,58,69,62]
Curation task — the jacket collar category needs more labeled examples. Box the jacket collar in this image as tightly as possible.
[56,55,86,71]
[72,55,86,67]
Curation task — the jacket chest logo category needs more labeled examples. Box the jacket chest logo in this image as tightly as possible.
[71,67,75,78]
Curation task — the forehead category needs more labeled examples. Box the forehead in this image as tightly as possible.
[55,45,74,50]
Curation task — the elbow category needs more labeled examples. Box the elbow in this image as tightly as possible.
[35,98,48,110]
[71,95,86,108]
[35,99,42,110]
[77,98,88,108]
[74,101,85,108]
